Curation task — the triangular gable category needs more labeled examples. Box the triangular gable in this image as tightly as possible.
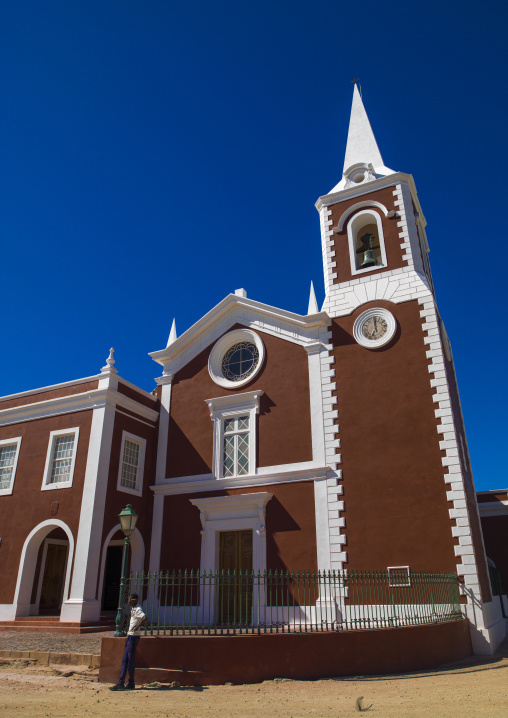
[149,294,330,377]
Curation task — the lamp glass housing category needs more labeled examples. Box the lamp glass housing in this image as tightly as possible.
[118,504,138,537]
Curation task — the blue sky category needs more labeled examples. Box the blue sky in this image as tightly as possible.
[1,1,506,491]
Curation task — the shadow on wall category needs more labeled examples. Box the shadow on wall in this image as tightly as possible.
[167,417,212,477]
[266,496,302,572]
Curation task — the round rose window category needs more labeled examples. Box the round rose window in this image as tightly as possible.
[221,341,259,382]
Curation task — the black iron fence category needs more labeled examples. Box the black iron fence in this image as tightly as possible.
[124,569,462,635]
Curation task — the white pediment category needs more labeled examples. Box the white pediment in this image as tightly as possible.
[149,294,330,379]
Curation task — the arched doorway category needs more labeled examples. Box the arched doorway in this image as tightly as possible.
[97,526,145,612]
[34,527,69,615]
[13,520,74,618]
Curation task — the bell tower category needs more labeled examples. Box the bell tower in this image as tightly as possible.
[317,83,434,317]
[313,86,502,653]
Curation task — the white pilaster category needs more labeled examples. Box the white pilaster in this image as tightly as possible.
[60,401,116,623]
[148,373,173,573]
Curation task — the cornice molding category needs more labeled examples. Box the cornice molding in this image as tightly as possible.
[0,374,102,403]
[205,390,264,419]
[315,172,427,228]
[150,464,330,496]
[477,501,508,517]
[0,387,159,427]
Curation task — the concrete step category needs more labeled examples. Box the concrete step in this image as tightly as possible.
[0,624,115,634]
[0,617,116,634]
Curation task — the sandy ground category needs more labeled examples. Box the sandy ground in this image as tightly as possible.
[0,655,507,718]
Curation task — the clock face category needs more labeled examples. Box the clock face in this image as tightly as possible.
[353,308,396,349]
[361,315,388,341]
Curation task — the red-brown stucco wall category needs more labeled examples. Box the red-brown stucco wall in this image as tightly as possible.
[0,411,93,604]
[158,482,317,572]
[332,299,458,572]
[116,382,158,410]
[100,619,472,685]
[166,326,312,479]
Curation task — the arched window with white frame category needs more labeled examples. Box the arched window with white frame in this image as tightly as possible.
[347,209,387,276]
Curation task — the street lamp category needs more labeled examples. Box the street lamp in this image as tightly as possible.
[114,504,139,636]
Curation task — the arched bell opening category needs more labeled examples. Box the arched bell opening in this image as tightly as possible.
[347,209,387,275]
[13,520,74,618]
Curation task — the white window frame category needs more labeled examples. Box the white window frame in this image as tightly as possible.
[0,436,22,496]
[208,329,265,389]
[205,391,263,479]
[347,209,388,276]
[42,428,79,491]
[387,566,411,587]
[117,431,146,497]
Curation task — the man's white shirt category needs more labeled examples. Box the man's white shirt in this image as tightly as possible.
[127,604,146,636]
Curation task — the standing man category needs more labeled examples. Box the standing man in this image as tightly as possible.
[109,593,146,691]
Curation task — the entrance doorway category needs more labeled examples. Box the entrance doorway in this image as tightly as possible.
[39,542,68,614]
[218,530,253,624]
[102,545,123,611]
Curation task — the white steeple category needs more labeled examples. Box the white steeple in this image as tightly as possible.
[343,84,384,172]
[328,85,395,195]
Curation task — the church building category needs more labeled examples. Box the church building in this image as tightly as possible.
[0,86,505,652]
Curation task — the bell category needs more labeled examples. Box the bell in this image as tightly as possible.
[360,249,377,268]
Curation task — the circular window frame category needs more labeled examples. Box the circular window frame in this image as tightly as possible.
[208,329,265,388]
[353,308,397,349]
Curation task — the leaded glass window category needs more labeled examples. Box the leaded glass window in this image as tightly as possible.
[221,342,259,382]
[223,415,250,477]
[49,435,76,484]
[120,439,140,490]
[0,444,17,490]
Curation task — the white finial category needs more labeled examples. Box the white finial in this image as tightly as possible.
[307,281,319,314]
[101,347,118,374]
[166,319,177,347]
[343,84,384,173]
[235,288,247,298]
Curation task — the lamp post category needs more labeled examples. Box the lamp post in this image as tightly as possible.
[114,504,139,637]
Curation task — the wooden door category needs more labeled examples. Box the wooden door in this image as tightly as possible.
[39,543,68,613]
[218,530,253,625]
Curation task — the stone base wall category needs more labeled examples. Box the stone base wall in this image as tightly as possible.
[100,619,472,686]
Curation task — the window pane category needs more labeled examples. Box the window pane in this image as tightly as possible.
[237,434,249,475]
[237,416,249,431]
[49,435,75,484]
[121,439,140,490]
[223,435,235,477]
[0,444,16,489]
[223,418,235,434]
[221,342,259,382]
